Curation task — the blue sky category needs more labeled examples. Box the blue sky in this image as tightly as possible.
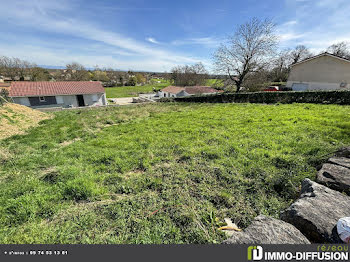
[0,0,349,72]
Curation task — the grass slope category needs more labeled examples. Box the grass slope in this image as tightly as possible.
[105,79,226,98]
[0,103,349,243]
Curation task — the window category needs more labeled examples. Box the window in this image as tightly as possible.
[39,96,46,102]
[164,93,166,97]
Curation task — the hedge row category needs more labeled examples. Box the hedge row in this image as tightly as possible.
[170,90,350,105]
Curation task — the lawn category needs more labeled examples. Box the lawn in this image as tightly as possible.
[0,103,350,244]
[205,79,225,87]
[105,79,222,98]
[105,80,171,98]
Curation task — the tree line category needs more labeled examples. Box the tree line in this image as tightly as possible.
[0,58,148,86]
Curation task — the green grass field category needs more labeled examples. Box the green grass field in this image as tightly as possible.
[106,80,171,98]
[105,79,223,98]
[0,103,350,243]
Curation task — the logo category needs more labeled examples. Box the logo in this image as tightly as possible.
[247,246,263,261]
[247,245,349,261]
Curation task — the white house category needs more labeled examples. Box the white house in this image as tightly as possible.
[9,81,107,108]
[287,52,350,91]
[159,86,223,98]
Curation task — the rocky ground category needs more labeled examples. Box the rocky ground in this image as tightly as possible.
[225,147,350,244]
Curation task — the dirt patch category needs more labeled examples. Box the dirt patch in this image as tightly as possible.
[60,138,82,147]
[0,147,12,162]
[46,196,126,225]
[39,167,60,184]
[0,103,51,139]
[123,169,145,179]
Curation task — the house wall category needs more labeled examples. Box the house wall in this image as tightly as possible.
[158,91,166,98]
[82,93,106,106]
[12,97,31,106]
[159,91,177,98]
[287,55,350,91]
[12,93,107,108]
[28,96,57,106]
[59,95,78,107]
[177,91,190,97]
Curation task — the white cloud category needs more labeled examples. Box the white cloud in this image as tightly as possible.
[276,19,304,45]
[281,20,298,27]
[280,0,350,52]
[0,0,207,71]
[171,37,221,48]
[146,37,160,44]
[278,33,305,42]
[0,43,196,72]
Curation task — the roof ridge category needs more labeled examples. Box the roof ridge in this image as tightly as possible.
[292,52,350,66]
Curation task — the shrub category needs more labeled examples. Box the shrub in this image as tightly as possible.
[172,90,350,105]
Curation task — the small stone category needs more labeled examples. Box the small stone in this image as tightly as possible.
[328,157,350,169]
[334,147,350,158]
[223,215,310,244]
[317,163,350,194]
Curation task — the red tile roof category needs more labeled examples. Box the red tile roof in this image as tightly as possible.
[161,86,185,94]
[9,81,105,97]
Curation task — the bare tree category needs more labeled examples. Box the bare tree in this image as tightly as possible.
[0,56,35,80]
[66,62,90,81]
[170,62,208,86]
[0,56,14,79]
[269,49,292,82]
[290,45,313,64]
[213,18,277,92]
[326,42,350,59]
[14,58,33,80]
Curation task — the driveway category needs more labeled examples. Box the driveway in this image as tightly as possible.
[109,97,137,106]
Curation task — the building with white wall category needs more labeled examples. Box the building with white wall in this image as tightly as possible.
[287,53,350,91]
[9,81,107,108]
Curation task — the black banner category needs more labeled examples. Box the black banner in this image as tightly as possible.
[0,244,348,262]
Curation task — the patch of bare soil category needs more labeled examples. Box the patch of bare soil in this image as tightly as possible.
[59,138,82,147]
[0,103,51,139]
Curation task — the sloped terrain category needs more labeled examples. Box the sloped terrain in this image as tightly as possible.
[0,103,349,243]
[0,103,50,139]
